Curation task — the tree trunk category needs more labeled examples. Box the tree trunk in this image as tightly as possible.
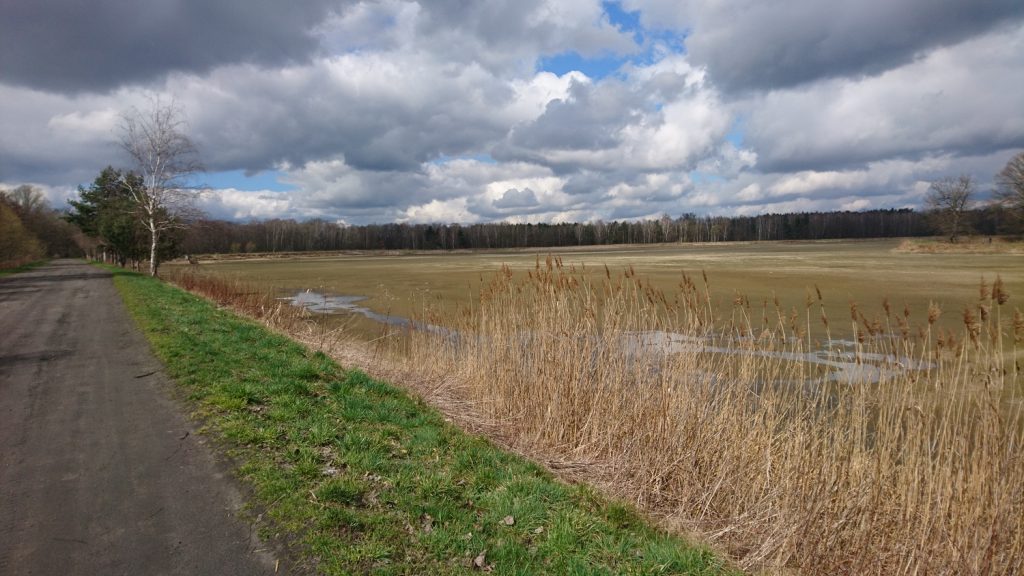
[149,225,159,277]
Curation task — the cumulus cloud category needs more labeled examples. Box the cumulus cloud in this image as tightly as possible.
[400,198,473,224]
[164,52,594,175]
[411,0,637,72]
[498,54,731,173]
[197,189,295,221]
[682,149,1019,216]
[493,188,540,209]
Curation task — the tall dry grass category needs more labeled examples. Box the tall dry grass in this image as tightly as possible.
[167,261,1023,574]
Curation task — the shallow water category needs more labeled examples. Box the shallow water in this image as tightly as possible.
[284,290,929,384]
[281,290,453,336]
[629,331,932,384]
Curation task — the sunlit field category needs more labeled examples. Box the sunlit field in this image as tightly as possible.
[179,238,1023,344]
[167,238,1024,574]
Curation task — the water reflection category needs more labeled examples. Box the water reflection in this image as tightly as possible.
[281,290,453,336]
[285,290,930,384]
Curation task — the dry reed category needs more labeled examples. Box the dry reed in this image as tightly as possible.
[166,263,1023,575]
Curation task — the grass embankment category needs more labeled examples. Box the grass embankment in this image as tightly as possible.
[111,267,730,575]
[0,259,47,277]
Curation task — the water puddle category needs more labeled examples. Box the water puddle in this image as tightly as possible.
[281,290,453,336]
[629,331,932,384]
[284,290,930,384]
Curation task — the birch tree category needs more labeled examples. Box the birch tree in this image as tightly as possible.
[120,99,202,276]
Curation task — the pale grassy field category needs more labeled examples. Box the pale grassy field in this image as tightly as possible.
[181,238,1023,343]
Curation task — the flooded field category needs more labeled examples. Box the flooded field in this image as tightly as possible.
[179,238,1024,345]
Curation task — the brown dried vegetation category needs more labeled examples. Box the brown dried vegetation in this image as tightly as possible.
[167,263,1023,575]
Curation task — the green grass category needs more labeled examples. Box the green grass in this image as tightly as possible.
[0,259,47,277]
[111,266,732,575]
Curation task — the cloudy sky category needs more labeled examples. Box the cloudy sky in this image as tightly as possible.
[2,1,1023,224]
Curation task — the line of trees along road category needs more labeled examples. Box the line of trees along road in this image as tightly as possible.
[65,99,202,276]
[67,167,182,269]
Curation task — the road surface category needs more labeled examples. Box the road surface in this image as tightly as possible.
[0,260,286,575]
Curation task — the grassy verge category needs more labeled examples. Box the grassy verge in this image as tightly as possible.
[0,259,47,277]
[111,267,730,575]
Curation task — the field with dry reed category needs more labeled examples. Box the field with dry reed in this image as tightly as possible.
[179,239,1023,344]
[166,239,1023,574]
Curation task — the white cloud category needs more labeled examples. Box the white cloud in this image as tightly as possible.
[46,109,120,141]
[399,198,473,223]
[499,55,732,173]
[197,188,294,221]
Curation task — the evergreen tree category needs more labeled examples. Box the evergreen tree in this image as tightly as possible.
[68,167,151,266]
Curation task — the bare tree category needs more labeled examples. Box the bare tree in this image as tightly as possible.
[925,175,974,243]
[995,152,1024,226]
[3,184,48,215]
[120,99,202,276]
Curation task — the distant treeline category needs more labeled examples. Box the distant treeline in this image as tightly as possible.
[179,207,1015,255]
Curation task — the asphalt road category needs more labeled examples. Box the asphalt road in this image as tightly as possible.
[0,260,283,575]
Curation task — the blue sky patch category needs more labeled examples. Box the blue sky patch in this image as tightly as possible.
[689,171,727,185]
[536,1,686,80]
[538,51,628,80]
[603,1,643,42]
[430,153,498,166]
[726,117,748,147]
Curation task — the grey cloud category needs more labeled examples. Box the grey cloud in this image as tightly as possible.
[0,85,124,185]
[1,0,344,93]
[284,160,431,215]
[689,149,1020,216]
[506,81,637,153]
[414,0,636,70]
[627,0,1024,93]
[560,170,604,197]
[559,169,693,218]
[493,188,539,209]
[0,1,642,188]
[741,24,1024,173]
[2,0,635,96]
[170,56,516,174]
[467,195,551,221]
